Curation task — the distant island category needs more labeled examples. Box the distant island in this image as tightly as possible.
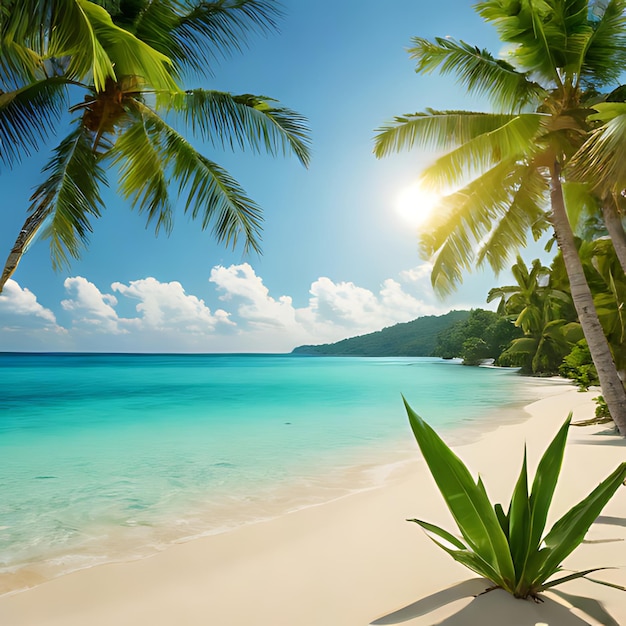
[292,310,470,356]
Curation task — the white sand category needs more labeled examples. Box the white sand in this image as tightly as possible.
[1,383,625,626]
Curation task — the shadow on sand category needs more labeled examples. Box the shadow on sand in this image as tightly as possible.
[370,577,619,626]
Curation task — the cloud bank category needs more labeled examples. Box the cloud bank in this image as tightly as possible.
[0,263,453,352]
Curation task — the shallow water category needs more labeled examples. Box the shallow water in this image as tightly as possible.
[0,353,541,591]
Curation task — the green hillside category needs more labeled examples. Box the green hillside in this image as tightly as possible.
[291,310,470,356]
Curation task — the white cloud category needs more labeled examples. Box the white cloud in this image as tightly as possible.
[111,277,233,332]
[399,263,433,283]
[62,276,126,334]
[210,264,297,330]
[1,263,454,352]
[209,262,447,349]
[0,279,58,326]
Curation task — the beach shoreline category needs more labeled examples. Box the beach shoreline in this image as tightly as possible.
[0,372,564,598]
[2,380,625,625]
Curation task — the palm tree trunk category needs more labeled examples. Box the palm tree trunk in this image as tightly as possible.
[601,196,626,275]
[0,205,48,293]
[551,163,626,435]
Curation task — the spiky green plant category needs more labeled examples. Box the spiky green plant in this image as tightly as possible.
[403,398,626,600]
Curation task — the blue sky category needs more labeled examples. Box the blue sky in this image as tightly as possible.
[0,1,548,352]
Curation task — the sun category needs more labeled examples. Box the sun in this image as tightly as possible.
[395,183,440,228]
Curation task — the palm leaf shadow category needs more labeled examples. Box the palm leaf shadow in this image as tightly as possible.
[370,578,620,625]
[370,578,486,624]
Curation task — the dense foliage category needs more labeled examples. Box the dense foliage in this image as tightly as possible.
[432,308,522,365]
[291,310,470,356]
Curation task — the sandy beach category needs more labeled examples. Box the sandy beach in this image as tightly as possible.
[1,381,625,626]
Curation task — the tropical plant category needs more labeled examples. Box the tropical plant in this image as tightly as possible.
[594,396,612,421]
[374,0,626,434]
[0,0,311,291]
[500,318,582,375]
[403,398,626,600]
[489,256,582,374]
[432,308,521,364]
[554,237,626,381]
[559,339,601,389]
[579,239,626,378]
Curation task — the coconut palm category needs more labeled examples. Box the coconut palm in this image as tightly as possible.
[374,0,626,434]
[488,256,554,332]
[0,0,311,290]
[488,256,581,374]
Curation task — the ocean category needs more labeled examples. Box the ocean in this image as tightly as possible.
[0,353,542,592]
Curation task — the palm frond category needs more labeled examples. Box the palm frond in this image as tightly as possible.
[408,36,545,112]
[422,159,521,253]
[0,77,70,169]
[80,0,179,92]
[111,103,174,233]
[48,0,117,90]
[114,101,263,253]
[373,110,523,159]
[418,113,545,191]
[0,122,107,290]
[561,181,601,236]
[476,169,550,273]
[420,159,548,295]
[569,103,626,191]
[0,0,53,57]
[166,89,311,166]
[475,0,588,83]
[0,38,44,88]
[117,0,180,64]
[166,0,281,77]
[582,0,626,86]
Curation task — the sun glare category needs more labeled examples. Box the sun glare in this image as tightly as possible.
[395,183,440,228]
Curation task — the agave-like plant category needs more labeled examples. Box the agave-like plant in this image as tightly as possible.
[404,398,626,601]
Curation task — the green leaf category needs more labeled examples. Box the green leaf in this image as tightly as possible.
[373,110,522,159]
[527,416,571,554]
[407,518,467,550]
[419,160,548,296]
[48,0,117,90]
[494,503,509,539]
[112,104,173,233]
[408,36,545,112]
[0,121,107,290]
[166,90,311,167]
[570,107,626,191]
[113,101,264,254]
[508,448,531,584]
[424,533,505,586]
[538,567,620,592]
[529,461,626,586]
[404,397,516,585]
[79,0,179,93]
[153,0,281,77]
[418,113,545,190]
[0,77,70,169]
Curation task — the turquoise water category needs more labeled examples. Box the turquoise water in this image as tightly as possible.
[0,353,535,587]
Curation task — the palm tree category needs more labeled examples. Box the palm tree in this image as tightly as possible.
[489,256,581,374]
[374,0,626,434]
[488,256,554,333]
[0,0,311,290]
